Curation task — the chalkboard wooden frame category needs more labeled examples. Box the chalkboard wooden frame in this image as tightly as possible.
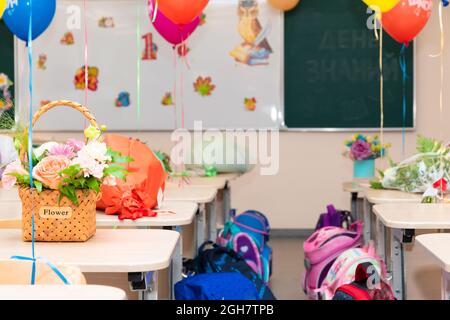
[282,1,416,132]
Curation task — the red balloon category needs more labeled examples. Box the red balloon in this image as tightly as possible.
[158,0,208,25]
[381,0,433,45]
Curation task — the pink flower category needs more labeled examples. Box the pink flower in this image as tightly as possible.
[71,154,106,179]
[2,160,28,188]
[67,139,85,152]
[33,155,71,189]
[49,143,75,159]
[351,140,372,161]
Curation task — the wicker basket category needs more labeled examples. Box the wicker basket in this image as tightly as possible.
[19,100,99,242]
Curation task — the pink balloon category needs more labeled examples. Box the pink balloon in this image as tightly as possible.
[148,0,200,46]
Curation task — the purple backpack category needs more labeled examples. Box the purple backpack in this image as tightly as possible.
[315,205,353,231]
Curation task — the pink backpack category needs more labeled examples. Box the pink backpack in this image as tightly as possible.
[317,241,391,300]
[302,221,363,300]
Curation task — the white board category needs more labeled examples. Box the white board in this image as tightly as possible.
[17,0,283,130]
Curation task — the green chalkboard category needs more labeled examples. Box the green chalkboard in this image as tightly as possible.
[0,20,15,130]
[284,0,414,129]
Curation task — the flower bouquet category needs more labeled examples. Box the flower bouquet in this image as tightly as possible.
[3,100,131,242]
[371,135,450,202]
[343,134,390,178]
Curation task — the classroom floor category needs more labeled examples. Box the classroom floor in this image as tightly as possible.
[269,237,307,300]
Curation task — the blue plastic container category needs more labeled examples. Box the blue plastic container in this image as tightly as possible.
[353,159,375,178]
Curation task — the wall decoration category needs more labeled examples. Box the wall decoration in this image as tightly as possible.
[37,54,47,70]
[161,92,174,106]
[98,17,115,28]
[244,97,256,111]
[194,76,215,97]
[74,66,99,91]
[200,13,207,26]
[60,31,74,45]
[115,91,131,107]
[141,32,158,60]
[230,0,273,66]
[16,0,282,130]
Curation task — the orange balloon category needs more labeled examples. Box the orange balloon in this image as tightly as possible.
[268,0,300,11]
[157,0,209,25]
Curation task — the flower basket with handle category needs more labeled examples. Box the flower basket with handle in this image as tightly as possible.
[5,100,131,242]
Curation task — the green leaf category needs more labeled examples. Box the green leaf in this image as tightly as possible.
[59,185,78,205]
[107,148,133,163]
[86,177,100,193]
[370,180,383,190]
[416,135,441,153]
[60,164,81,178]
[34,180,43,193]
[104,165,127,180]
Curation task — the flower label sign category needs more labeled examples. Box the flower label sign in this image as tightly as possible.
[39,207,73,219]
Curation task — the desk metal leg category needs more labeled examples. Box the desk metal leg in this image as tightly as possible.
[376,217,386,264]
[351,192,358,221]
[390,229,406,300]
[223,183,231,225]
[363,198,372,243]
[442,270,450,300]
[196,204,206,249]
[206,200,217,241]
[129,271,158,300]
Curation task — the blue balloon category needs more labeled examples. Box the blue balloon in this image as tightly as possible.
[3,0,56,42]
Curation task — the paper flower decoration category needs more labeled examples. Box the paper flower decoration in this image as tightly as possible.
[115,91,130,107]
[194,76,215,97]
[74,66,99,91]
[98,17,115,28]
[37,54,47,70]
[161,92,174,106]
[244,97,256,111]
[200,13,206,26]
[60,32,74,45]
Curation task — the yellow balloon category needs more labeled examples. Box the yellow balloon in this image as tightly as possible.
[268,0,300,12]
[0,0,6,19]
[363,0,399,13]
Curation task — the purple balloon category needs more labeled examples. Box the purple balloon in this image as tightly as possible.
[148,0,200,46]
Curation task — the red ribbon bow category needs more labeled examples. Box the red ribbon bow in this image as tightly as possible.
[433,178,448,192]
[105,188,157,221]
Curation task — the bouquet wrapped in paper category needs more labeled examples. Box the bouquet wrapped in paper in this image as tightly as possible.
[372,136,450,201]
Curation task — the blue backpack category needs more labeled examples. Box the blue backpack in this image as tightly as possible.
[217,209,272,283]
[175,272,261,300]
[183,241,276,300]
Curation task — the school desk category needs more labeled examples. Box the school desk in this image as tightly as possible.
[164,186,218,248]
[416,234,450,300]
[167,173,240,227]
[0,285,127,300]
[96,201,198,260]
[0,229,181,300]
[362,188,422,244]
[372,203,450,300]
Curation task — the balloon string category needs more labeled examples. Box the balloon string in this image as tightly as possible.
[83,0,88,127]
[136,1,141,121]
[379,25,384,157]
[173,48,178,129]
[438,2,445,199]
[399,45,407,156]
[27,0,36,285]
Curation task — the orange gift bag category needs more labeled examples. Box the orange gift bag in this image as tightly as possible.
[97,134,168,220]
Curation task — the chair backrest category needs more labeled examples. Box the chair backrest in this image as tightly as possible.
[0,260,86,285]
